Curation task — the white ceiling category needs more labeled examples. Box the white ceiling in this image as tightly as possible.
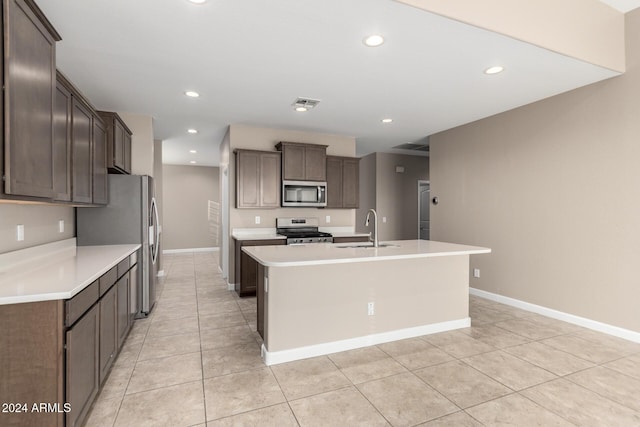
[39,0,637,167]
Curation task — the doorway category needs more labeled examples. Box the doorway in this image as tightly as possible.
[418,180,430,240]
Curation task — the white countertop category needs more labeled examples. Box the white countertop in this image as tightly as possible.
[0,239,140,305]
[242,239,491,267]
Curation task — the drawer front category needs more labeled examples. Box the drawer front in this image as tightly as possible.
[99,266,118,296]
[66,279,99,327]
[117,258,130,278]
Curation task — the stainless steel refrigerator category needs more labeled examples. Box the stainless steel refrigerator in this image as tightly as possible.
[76,175,160,317]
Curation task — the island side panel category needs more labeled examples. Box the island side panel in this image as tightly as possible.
[265,255,469,353]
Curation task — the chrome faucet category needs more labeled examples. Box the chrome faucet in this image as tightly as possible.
[364,209,379,248]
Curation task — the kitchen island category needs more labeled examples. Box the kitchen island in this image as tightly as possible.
[242,239,490,365]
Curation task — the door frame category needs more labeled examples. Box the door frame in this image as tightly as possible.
[418,180,430,239]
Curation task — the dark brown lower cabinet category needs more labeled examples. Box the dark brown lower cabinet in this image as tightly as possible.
[0,255,137,427]
[66,303,99,427]
[234,238,286,297]
[0,300,65,427]
[99,284,117,385]
[117,273,130,349]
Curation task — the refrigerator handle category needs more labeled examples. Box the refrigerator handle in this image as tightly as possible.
[150,197,160,265]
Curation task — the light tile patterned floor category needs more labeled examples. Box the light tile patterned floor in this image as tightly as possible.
[85,252,640,426]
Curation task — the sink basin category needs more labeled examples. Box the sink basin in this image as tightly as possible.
[336,243,399,249]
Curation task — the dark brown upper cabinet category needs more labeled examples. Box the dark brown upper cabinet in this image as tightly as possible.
[276,141,328,182]
[53,73,72,202]
[57,71,108,206]
[97,111,133,175]
[326,155,360,209]
[92,116,108,205]
[1,0,61,200]
[71,98,93,204]
[235,149,281,208]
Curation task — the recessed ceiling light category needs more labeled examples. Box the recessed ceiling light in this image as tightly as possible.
[187,128,198,134]
[363,35,385,47]
[295,106,308,112]
[381,118,393,123]
[190,160,197,164]
[184,91,200,98]
[484,66,504,75]
[189,150,197,154]
[188,0,207,4]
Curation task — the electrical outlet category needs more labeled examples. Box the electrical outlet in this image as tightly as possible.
[473,268,480,278]
[325,215,331,223]
[58,220,65,233]
[16,224,25,241]
[367,302,375,316]
[382,217,387,223]
[255,216,261,225]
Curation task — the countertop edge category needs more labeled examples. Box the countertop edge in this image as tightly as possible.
[243,242,491,267]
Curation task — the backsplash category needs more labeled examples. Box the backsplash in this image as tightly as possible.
[0,204,75,254]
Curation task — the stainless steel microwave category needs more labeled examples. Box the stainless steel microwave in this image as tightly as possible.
[282,180,327,207]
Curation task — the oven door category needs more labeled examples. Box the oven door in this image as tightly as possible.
[282,181,327,207]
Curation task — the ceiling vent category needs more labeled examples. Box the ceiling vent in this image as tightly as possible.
[292,97,321,111]
[393,142,430,152]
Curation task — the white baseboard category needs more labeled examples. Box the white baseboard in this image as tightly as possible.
[261,317,470,366]
[163,247,219,254]
[470,287,640,344]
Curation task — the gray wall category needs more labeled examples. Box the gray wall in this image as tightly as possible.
[356,153,429,241]
[0,204,75,254]
[163,165,220,251]
[429,8,640,333]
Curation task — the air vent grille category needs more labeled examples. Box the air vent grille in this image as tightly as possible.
[393,142,430,152]
[292,97,321,109]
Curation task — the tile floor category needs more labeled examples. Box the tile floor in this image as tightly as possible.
[84,252,640,426]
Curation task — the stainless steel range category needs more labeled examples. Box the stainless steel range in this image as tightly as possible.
[276,217,333,244]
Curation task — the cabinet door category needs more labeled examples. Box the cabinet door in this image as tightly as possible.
[124,131,132,174]
[92,116,108,205]
[72,99,93,203]
[66,303,99,427]
[4,0,57,198]
[342,158,360,208]
[304,146,327,181]
[53,77,72,201]
[113,120,126,170]
[325,157,343,208]
[129,264,138,323]
[117,274,130,349]
[236,151,260,208]
[260,152,281,207]
[281,144,305,180]
[99,285,117,384]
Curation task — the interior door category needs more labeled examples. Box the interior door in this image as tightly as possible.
[419,181,430,240]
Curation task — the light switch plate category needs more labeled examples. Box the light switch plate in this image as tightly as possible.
[382,217,387,223]
[255,216,261,225]
[325,215,331,223]
[16,224,25,241]
[473,268,480,278]
[58,220,65,233]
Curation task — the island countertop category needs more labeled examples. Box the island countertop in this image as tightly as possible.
[0,239,141,305]
[242,239,491,267]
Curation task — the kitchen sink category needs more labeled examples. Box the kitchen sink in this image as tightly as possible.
[335,243,399,249]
